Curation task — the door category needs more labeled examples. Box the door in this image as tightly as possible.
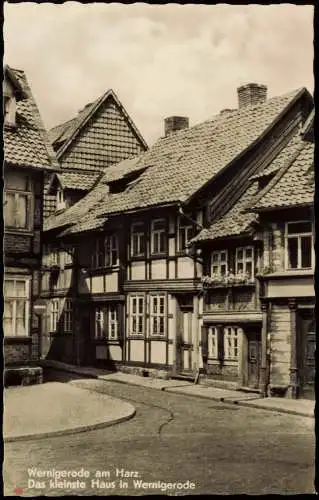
[299,310,315,399]
[247,333,262,389]
[180,309,193,372]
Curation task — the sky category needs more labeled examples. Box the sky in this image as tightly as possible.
[4,2,314,146]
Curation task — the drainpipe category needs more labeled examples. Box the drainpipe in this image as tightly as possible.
[178,205,204,380]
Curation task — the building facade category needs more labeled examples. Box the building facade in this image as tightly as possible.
[3,65,58,369]
[41,83,314,398]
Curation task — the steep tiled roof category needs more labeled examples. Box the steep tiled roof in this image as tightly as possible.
[249,132,302,180]
[56,170,101,191]
[251,141,314,211]
[49,89,147,157]
[45,87,310,235]
[4,66,59,171]
[192,182,259,242]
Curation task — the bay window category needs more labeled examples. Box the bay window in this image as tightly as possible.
[211,250,228,275]
[286,221,313,270]
[151,219,166,254]
[235,247,254,279]
[150,295,166,336]
[131,223,145,257]
[129,295,145,335]
[4,277,30,337]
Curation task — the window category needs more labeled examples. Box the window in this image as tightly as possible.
[224,327,239,361]
[151,219,166,254]
[4,277,30,337]
[131,223,145,257]
[104,234,119,267]
[208,326,218,358]
[94,305,118,340]
[56,189,66,211]
[92,234,118,268]
[235,247,254,279]
[178,217,195,251]
[50,299,60,332]
[129,296,145,335]
[150,295,166,336]
[63,300,73,333]
[211,250,228,275]
[95,307,105,339]
[4,95,16,126]
[4,191,32,230]
[286,221,313,270]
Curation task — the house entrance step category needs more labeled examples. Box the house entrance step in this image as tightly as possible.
[170,373,196,382]
[237,386,262,395]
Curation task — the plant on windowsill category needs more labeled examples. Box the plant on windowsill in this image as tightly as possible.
[255,266,272,278]
[200,271,253,288]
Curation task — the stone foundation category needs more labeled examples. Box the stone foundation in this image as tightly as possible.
[4,366,43,387]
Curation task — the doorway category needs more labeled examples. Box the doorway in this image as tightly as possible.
[247,332,262,389]
[298,309,315,399]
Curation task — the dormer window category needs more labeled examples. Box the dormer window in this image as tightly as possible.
[56,189,66,211]
[4,94,17,127]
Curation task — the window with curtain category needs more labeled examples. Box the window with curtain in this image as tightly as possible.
[4,277,30,336]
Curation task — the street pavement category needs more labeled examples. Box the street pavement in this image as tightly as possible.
[4,372,316,496]
[4,382,135,442]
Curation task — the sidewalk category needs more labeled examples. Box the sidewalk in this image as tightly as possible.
[4,381,135,443]
[41,361,315,419]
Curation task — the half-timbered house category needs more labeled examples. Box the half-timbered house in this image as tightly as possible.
[3,65,59,379]
[42,83,314,396]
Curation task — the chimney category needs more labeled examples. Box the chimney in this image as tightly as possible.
[164,116,189,136]
[237,83,267,109]
[79,102,93,114]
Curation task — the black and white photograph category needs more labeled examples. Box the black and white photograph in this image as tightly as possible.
[3,2,315,496]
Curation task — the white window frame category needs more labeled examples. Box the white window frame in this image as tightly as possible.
[108,305,118,340]
[208,326,218,359]
[94,307,105,339]
[94,305,119,340]
[150,295,166,336]
[151,219,166,255]
[178,217,194,251]
[285,221,314,270]
[63,299,73,333]
[4,277,30,337]
[50,299,60,332]
[92,234,119,268]
[4,190,33,232]
[211,250,228,275]
[104,234,119,267]
[129,295,145,336]
[131,223,145,257]
[235,246,254,279]
[224,327,240,361]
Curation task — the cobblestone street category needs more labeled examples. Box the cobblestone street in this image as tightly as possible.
[4,374,315,496]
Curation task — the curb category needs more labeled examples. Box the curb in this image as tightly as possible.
[162,387,314,418]
[4,407,136,443]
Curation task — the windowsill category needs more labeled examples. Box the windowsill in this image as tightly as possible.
[149,335,167,340]
[260,269,314,279]
[93,338,119,343]
[150,253,168,259]
[130,255,146,261]
[5,228,33,236]
[127,334,145,339]
[89,265,120,274]
[202,281,255,289]
[4,336,31,343]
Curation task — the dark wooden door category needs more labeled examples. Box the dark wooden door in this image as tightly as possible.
[180,309,193,372]
[299,310,315,399]
[247,333,262,389]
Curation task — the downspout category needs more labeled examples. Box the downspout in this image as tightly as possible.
[178,204,204,382]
